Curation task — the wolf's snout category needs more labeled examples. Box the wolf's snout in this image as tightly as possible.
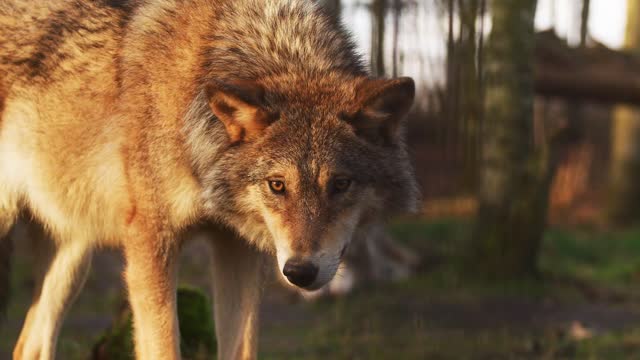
[283,259,318,288]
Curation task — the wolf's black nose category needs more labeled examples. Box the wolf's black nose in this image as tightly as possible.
[283,259,318,288]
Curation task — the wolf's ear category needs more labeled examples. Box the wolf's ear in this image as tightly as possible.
[205,80,275,143]
[349,77,415,145]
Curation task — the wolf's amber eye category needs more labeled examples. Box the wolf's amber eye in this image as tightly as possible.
[332,178,351,193]
[268,180,286,194]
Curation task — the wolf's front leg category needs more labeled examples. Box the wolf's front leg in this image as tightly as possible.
[123,233,180,360]
[16,233,92,360]
[209,228,265,360]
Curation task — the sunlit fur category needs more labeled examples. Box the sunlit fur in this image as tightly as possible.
[0,0,418,359]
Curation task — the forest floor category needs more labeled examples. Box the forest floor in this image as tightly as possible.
[4,219,640,359]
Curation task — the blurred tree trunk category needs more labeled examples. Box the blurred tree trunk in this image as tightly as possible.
[580,0,590,45]
[608,0,640,225]
[445,0,458,158]
[567,0,591,198]
[550,0,556,30]
[458,0,481,190]
[477,0,486,94]
[391,0,401,77]
[446,0,455,113]
[371,0,387,76]
[471,0,547,279]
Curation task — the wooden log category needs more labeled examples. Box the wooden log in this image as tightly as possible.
[534,31,640,105]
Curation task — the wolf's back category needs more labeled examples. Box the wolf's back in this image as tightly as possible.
[0,0,129,90]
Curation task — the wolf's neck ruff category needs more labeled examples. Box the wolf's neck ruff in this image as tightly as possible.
[199,0,367,81]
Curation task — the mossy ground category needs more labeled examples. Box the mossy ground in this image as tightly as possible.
[92,287,216,360]
[3,220,640,359]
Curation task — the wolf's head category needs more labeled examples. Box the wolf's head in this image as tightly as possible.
[188,74,417,290]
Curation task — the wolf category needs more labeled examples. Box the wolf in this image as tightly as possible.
[0,0,418,358]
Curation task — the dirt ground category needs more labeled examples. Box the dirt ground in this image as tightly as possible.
[3,221,640,359]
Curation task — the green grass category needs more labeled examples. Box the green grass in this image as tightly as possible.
[574,328,640,359]
[4,220,640,358]
[392,219,640,294]
[259,220,640,359]
[542,227,640,286]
